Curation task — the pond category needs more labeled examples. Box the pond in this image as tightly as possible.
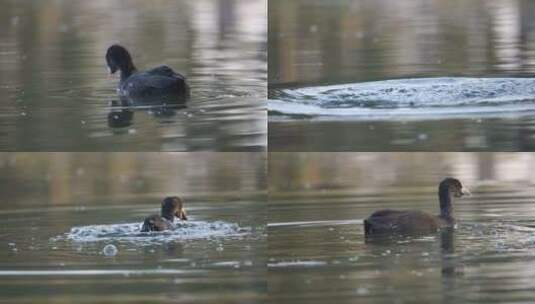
[268,0,535,151]
[0,153,266,303]
[0,0,266,151]
[268,153,535,303]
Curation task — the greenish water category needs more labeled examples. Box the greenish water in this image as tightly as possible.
[0,0,266,151]
[268,153,535,303]
[268,0,535,151]
[0,153,266,303]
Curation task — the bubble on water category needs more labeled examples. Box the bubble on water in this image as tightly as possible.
[58,24,69,33]
[381,250,391,256]
[216,245,224,252]
[309,25,318,33]
[80,120,86,125]
[421,252,429,256]
[355,31,365,39]
[417,133,428,141]
[348,256,359,262]
[128,129,137,134]
[356,287,369,295]
[11,16,19,27]
[20,112,27,116]
[76,168,85,176]
[8,243,15,247]
[75,206,86,212]
[102,244,118,256]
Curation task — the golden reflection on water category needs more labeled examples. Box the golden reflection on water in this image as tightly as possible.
[269,153,535,192]
[0,153,266,208]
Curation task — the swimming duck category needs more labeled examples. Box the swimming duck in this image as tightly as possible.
[141,196,188,232]
[105,44,190,104]
[364,178,470,236]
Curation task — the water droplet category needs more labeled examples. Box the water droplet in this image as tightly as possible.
[76,168,85,176]
[11,16,19,27]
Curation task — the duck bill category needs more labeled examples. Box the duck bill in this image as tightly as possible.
[176,209,188,220]
[461,187,471,197]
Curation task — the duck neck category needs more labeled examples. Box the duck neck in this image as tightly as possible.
[119,65,136,82]
[161,212,174,222]
[438,183,453,220]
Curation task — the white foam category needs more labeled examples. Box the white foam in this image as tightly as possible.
[59,221,248,243]
[269,77,535,120]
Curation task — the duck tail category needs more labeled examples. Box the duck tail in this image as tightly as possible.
[364,219,372,235]
[140,218,154,232]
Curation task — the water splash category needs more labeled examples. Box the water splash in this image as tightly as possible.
[269,77,535,120]
[57,220,249,243]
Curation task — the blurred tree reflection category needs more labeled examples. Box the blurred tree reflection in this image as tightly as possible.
[0,153,266,208]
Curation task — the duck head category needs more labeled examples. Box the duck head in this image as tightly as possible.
[441,177,470,198]
[106,44,136,78]
[161,196,187,221]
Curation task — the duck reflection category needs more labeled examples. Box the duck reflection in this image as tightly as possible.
[107,99,186,129]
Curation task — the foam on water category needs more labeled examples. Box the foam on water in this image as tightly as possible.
[269,77,535,120]
[59,220,248,243]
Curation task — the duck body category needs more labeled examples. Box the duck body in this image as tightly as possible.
[140,196,188,232]
[364,178,468,237]
[118,66,190,104]
[106,44,190,105]
[364,209,452,236]
[141,214,174,232]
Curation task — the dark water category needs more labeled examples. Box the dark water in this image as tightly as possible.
[0,153,266,303]
[268,153,535,303]
[268,0,535,151]
[0,0,266,151]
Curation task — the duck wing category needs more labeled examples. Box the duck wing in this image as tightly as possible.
[365,209,439,235]
[145,65,186,80]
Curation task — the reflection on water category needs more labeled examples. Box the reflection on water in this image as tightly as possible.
[0,153,266,303]
[0,0,266,151]
[269,153,535,303]
[268,0,535,151]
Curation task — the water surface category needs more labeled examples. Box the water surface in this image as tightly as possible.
[0,153,266,303]
[269,0,535,151]
[0,0,267,151]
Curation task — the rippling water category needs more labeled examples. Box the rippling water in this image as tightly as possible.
[268,153,535,303]
[268,0,535,151]
[0,200,265,303]
[0,0,266,151]
[0,153,266,303]
[269,78,535,120]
